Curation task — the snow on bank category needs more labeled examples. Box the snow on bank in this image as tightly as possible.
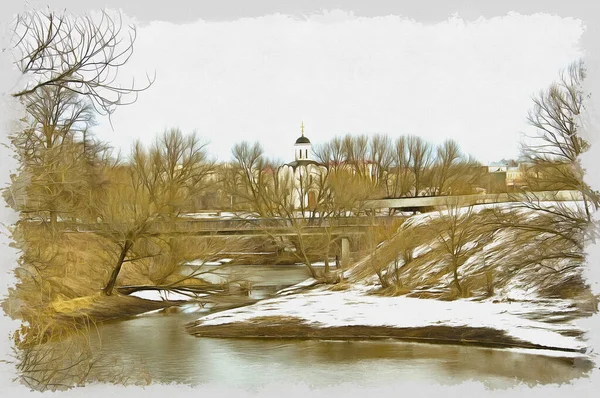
[188,200,590,354]
[130,289,208,302]
[402,200,586,228]
[349,200,591,301]
[195,285,587,352]
[276,278,319,295]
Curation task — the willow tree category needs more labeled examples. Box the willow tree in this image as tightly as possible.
[432,203,482,297]
[9,8,153,231]
[431,139,483,196]
[9,86,100,230]
[100,129,214,295]
[368,134,394,196]
[522,60,598,220]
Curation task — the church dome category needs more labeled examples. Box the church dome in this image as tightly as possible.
[295,136,311,144]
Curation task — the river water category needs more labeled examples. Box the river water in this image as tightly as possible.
[83,265,591,389]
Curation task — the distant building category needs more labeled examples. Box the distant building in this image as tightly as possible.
[487,162,508,173]
[506,166,526,189]
[482,161,531,192]
[283,122,327,209]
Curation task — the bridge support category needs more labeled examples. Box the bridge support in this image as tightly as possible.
[341,237,350,269]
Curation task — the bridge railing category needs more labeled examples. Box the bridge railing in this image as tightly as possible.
[60,215,402,234]
[364,190,583,209]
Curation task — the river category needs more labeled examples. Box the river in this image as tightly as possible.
[76,265,597,388]
[86,311,591,389]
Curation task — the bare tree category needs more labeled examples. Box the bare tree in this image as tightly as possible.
[388,135,414,198]
[431,139,483,196]
[138,128,214,221]
[522,60,598,220]
[313,136,344,172]
[11,9,154,119]
[506,61,597,295]
[432,203,481,297]
[368,134,394,196]
[341,134,370,178]
[406,135,434,197]
[431,139,461,195]
[7,7,152,233]
[99,129,213,295]
[315,134,386,189]
[226,141,281,217]
[9,86,102,230]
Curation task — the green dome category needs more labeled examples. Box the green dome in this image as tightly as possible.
[295,136,311,144]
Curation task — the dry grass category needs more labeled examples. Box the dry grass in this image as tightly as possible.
[376,285,413,297]
[50,294,100,314]
[347,206,592,301]
[329,282,352,292]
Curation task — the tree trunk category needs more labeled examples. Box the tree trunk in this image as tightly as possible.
[50,210,57,231]
[305,262,318,279]
[452,258,463,297]
[103,240,133,296]
[581,188,591,222]
[394,258,401,285]
[375,268,389,288]
[324,244,330,274]
[50,210,58,239]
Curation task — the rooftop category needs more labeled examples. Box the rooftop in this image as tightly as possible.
[295,136,311,144]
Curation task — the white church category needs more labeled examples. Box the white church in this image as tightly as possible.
[282,122,327,210]
[281,122,383,210]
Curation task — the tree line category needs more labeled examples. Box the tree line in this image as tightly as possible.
[5,8,597,296]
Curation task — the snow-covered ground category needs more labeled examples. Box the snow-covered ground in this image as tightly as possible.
[182,200,595,359]
[193,284,589,354]
[348,200,591,298]
[191,201,594,355]
[130,290,208,302]
[179,211,238,219]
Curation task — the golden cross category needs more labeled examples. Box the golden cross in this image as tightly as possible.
[301,121,305,136]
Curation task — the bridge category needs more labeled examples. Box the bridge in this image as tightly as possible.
[71,215,400,237]
[61,189,582,268]
[66,190,582,239]
[363,190,583,210]
[68,216,402,269]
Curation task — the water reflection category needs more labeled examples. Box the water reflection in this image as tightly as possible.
[87,311,592,389]
[71,264,593,389]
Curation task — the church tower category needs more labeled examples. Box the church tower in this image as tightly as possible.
[294,121,311,161]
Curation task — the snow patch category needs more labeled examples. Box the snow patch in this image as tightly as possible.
[195,286,587,352]
[130,289,208,302]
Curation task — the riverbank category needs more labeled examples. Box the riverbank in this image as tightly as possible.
[186,284,592,356]
[49,290,259,325]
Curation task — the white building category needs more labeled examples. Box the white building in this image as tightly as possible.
[283,122,327,210]
[487,162,508,173]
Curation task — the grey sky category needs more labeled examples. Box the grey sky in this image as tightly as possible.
[2,1,596,164]
[92,11,583,164]
[9,0,600,24]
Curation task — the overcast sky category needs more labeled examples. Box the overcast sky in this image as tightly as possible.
[86,10,583,164]
[0,1,594,165]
